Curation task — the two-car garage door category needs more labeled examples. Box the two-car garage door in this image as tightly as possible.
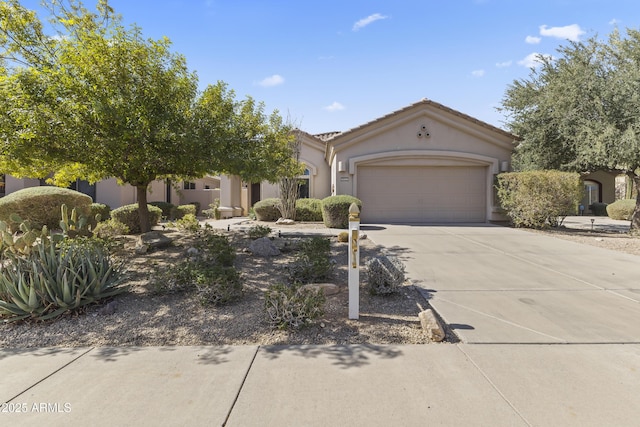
[357,166,487,223]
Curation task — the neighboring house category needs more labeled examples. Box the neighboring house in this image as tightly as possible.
[2,175,222,214]
[1,98,521,223]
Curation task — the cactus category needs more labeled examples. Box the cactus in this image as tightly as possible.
[60,204,98,238]
[0,216,61,258]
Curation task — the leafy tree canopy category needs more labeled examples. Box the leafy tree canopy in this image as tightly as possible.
[0,0,298,232]
[499,27,640,230]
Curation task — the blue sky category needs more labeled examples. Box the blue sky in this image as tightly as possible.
[20,0,640,134]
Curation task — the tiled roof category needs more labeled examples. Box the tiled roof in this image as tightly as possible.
[313,131,342,141]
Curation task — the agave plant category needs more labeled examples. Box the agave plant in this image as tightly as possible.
[0,237,125,322]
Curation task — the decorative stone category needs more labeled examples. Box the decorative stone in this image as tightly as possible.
[137,231,173,251]
[276,218,295,225]
[248,237,280,257]
[134,244,149,255]
[418,308,446,342]
[301,283,340,296]
[186,247,199,257]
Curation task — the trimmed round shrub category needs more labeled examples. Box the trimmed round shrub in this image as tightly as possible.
[606,199,636,220]
[295,198,323,222]
[94,218,129,238]
[110,203,163,234]
[174,204,197,219]
[149,201,175,219]
[0,186,92,232]
[253,198,281,221]
[322,195,362,229]
[589,202,608,216]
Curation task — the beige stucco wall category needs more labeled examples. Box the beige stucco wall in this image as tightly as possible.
[327,102,514,222]
[5,176,41,194]
[259,133,331,202]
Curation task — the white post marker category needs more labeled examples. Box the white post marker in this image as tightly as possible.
[348,203,360,320]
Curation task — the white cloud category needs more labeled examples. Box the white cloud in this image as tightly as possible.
[352,13,388,31]
[539,24,585,42]
[471,69,485,77]
[496,60,512,68]
[518,52,553,68]
[324,102,345,112]
[525,35,541,44]
[256,74,284,87]
[609,18,619,25]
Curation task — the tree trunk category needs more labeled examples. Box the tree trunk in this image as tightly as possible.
[278,177,298,220]
[137,185,151,233]
[631,175,640,234]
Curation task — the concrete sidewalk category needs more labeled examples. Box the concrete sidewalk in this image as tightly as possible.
[3,344,640,426]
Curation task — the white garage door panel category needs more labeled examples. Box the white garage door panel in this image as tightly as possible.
[358,166,486,223]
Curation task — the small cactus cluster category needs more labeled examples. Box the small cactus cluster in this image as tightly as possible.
[0,214,61,257]
[60,204,100,238]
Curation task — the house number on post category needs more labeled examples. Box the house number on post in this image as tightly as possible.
[348,203,360,320]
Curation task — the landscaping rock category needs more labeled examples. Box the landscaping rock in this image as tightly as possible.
[301,283,340,296]
[134,244,149,255]
[276,218,295,225]
[418,308,445,342]
[137,231,173,251]
[249,237,281,257]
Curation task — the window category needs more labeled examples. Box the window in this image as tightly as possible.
[298,169,311,198]
[583,180,600,205]
[183,181,196,190]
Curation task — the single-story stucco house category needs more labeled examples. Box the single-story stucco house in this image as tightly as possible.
[2,98,620,222]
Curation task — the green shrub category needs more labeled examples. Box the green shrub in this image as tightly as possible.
[264,283,326,329]
[607,199,636,220]
[89,203,111,227]
[194,265,242,306]
[589,202,608,216]
[93,218,130,238]
[337,231,349,242]
[149,201,175,219]
[288,237,333,284]
[247,224,272,239]
[194,226,236,267]
[496,171,583,229]
[0,187,92,232]
[0,236,125,322]
[253,198,281,221]
[174,204,197,219]
[171,213,200,232]
[366,255,405,295]
[295,198,323,222]
[110,204,163,234]
[151,226,241,304]
[322,195,362,229]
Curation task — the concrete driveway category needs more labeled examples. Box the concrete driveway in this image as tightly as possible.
[365,223,640,344]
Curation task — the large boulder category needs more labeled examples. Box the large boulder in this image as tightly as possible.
[249,237,280,257]
[135,231,173,254]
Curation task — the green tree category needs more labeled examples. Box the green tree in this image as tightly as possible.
[0,0,296,232]
[499,28,640,231]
